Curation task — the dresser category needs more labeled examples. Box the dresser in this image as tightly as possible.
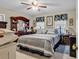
[0,43,16,59]
[60,34,70,45]
[0,30,18,59]
[70,35,76,57]
[60,35,76,57]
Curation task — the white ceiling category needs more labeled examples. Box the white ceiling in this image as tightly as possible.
[0,0,76,16]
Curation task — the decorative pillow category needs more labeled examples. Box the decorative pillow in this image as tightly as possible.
[36,29,46,34]
[36,29,42,34]
[54,29,59,34]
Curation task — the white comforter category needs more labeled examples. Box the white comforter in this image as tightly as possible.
[18,34,60,56]
[32,34,59,41]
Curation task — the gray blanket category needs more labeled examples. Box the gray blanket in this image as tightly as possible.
[17,34,59,56]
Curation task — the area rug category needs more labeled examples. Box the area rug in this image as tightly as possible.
[55,45,70,54]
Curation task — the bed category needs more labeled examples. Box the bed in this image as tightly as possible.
[17,34,60,56]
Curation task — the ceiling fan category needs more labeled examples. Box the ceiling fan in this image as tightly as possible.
[21,0,47,11]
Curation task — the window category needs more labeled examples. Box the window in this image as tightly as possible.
[54,14,68,34]
[55,20,67,34]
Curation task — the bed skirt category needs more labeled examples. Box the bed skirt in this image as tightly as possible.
[17,44,53,57]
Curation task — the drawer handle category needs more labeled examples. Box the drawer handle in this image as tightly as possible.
[72,44,76,50]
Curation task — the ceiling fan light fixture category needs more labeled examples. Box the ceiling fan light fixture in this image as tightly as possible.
[32,6,35,10]
[32,6,38,10]
[33,0,37,6]
[21,0,47,11]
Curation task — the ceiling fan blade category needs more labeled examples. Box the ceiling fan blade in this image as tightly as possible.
[27,7,32,10]
[39,3,59,6]
[21,2,30,5]
[38,6,47,8]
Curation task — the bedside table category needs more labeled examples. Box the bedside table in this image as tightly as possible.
[60,35,70,45]
[70,35,76,57]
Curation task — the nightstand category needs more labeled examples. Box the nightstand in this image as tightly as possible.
[70,35,76,57]
[60,35,70,45]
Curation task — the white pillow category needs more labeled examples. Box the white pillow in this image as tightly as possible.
[47,29,54,34]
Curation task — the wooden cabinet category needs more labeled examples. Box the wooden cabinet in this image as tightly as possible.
[0,43,16,59]
[60,35,70,45]
[70,35,76,57]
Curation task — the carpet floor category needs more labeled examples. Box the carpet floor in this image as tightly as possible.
[16,45,76,59]
[16,51,75,59]
[55,45,70,54]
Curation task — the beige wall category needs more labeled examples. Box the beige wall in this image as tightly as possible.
[0,7,76,35]
[31,9,76,35]
[0,7,32,29]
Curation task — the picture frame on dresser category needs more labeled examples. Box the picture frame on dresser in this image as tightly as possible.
[46,16,53,26]
[0,14,5,21]
[0,14,7,28]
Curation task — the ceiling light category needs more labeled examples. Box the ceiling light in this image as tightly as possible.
[32,6,38,10]
[33,0,37,6]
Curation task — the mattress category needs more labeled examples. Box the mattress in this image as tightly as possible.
[17,34,60,56]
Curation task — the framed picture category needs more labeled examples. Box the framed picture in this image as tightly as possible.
[46,16,53,26]
[54,15,61,21]
[54,14,68,21]
[69,18,73,26]
[0,14,5,21]
[36,17,44,22]
[61,14,68,20]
